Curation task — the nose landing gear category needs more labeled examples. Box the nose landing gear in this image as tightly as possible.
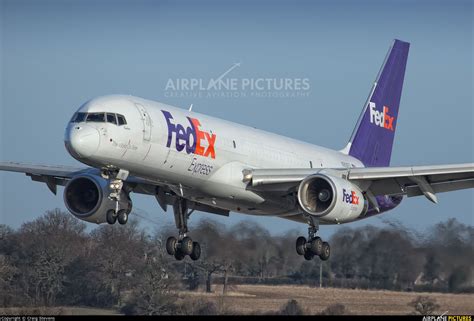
[103,168,132,225]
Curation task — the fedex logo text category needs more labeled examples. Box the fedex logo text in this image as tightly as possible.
[342,189,359,205]
[162,110,216,159]
[369,102,395,131]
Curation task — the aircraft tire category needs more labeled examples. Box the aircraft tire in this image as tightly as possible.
[166,236,177,255]
[319,242,330,261]
[303,251,314,261]
[296,236,307,255]
[310,237,323,256]
[117,210,128,225]
[190,242,201,261]
[106,210,117,225]
[181,237,194,255]
[174,250,185,261]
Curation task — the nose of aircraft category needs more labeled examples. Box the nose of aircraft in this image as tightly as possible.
[64,125,100,159]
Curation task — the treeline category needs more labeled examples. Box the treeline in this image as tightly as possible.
[0,209,472,312]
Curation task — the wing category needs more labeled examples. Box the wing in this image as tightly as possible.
[243,163,474,203]
[346,163,474,203]
[0,162,229,217]
[0,161,167,196]
[0,162,88,195]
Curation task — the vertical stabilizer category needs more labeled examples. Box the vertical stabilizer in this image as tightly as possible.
[345,39,410,167]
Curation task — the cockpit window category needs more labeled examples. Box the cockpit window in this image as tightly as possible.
[106,113,117,125]
[70,112,87,123]
[86,113,105,122]
[70,112,124,126]
[117,114,127,125]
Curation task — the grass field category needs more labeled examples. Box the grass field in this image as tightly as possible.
[0,306,120,315]
[180,284,474,315]
[2,285,473,315]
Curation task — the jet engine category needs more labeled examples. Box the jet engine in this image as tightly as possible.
[297,174,368,223]
[64,174,131,224]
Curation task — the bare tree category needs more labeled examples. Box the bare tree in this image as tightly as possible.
[90,219,148,306]
[14,209,87,305]
[222,260,234,295]
[193,260,222,293]
[123,256,176,315]
[0,255,17,305]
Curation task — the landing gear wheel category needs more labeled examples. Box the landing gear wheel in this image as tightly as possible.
[296,236,307,255]
[167,198,202,261]
[117,210,128,225]
[190,242,201,261]
[174,250,185,261]
[166,237,177,255]
[310,237,323,256]
[303,251,314,261]
[106,210,117,225]
[320,242,330,261]
[181,237,194,255]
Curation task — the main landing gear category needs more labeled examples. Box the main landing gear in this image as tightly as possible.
[296,216,330,261]
[165,198,201,261]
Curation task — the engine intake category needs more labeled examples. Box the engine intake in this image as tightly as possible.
[297,173,368,223]
[297,174,337,217]
[65,176,102,216]
[64,174,131,224]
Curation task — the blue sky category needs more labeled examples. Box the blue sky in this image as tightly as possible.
[0,0,472,237]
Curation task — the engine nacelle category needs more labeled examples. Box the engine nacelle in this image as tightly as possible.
[64,174,131,224]
[297,174,368,223]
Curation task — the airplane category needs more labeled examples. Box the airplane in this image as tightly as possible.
[1,39,473,262]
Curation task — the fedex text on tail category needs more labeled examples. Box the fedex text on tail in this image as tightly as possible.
[369,102,395,131]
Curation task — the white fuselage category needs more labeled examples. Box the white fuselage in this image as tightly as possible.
[65,95,364,223]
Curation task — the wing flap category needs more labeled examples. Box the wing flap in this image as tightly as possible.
[406,178,474,198]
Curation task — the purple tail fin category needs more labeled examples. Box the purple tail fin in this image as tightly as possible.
[347,39,410,167]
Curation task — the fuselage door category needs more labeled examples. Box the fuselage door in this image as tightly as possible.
[134,103,152,141]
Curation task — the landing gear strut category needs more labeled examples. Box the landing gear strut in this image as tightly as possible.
[103,168,131,225]
[296,216,330,261]
[165,198,201,261]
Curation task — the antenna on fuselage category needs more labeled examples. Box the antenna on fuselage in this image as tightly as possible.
[188,104,193,112]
